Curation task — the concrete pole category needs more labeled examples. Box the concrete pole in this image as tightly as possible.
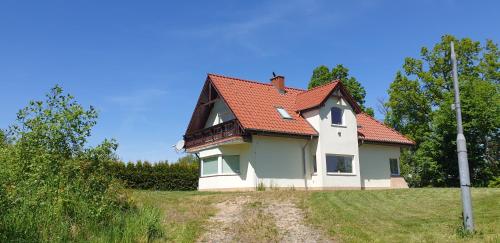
[450,41,474,231]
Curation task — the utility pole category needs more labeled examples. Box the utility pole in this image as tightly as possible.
[450,41,474,231]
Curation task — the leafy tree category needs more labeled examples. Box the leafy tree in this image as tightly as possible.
[0,85,130,241]
[386,71,431,144]
[309,64,374,116]
[177,154,200,165]
[308,65,332,89]
[385,35,500,187]
[0,130,6,147]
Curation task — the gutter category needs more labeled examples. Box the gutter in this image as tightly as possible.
[194,153,201,190]
[302,135,313,191]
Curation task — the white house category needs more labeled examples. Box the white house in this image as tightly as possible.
[183,74,414,191]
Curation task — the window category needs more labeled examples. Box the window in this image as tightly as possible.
[326,155,353,174]
[202,155,240,176]
[222,155,240,174]
[331,107,343,125]
[390,158,399,176]
[202,157,218,176]
[276,107,292,119]
[312,155,317,174]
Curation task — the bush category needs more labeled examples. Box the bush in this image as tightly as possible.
[0,86,162,242]
[488,177,500,188]
[110,156,199,191]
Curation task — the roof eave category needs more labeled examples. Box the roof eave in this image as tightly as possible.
[359,138,415,147]
[247,128,318,138]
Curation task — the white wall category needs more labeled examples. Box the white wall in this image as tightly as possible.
[359,144,400,188]
[252,135,318,189]
[204,99,235,128]
[302,110,323,188]
[315,95,362,188]
[197,135,320,190]
[198,143,256,190]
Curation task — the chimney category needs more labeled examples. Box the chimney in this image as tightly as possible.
[270,74,286,94]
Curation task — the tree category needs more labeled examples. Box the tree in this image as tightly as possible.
[176,154,199,165]
[0,130,5,147]
[385,35,500,187]
[309,64,374,116]
[375,97,389,117]
[385,71,431,144]
[0,85,127,241]
[308,65,332,89]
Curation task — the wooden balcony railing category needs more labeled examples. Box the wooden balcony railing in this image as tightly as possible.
[184,119,244,149]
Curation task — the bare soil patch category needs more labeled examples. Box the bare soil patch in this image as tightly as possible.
[197,195,251,242]
[197,192,333,243]
[266,199,332,242]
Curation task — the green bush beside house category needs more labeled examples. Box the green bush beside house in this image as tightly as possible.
[110,156,200,191]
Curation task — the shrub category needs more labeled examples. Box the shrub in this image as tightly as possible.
[0,86,162,242]
[110,156,199,191]
[488,177,500,188]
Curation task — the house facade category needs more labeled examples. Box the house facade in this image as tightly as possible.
[183,74,414,191]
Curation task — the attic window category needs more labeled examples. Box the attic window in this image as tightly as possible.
[276,107,292,119]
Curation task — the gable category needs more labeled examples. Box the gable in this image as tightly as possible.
[295,81,361,113]
[185,78,232,134]
[208,74,318,136]
[204,99,235,128]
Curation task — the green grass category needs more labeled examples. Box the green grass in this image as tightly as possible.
[126,188,500,242]
[303,188,500,242]
[84,206,163,243]
[130,190,227,242]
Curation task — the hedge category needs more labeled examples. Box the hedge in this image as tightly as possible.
[110,160,199,191]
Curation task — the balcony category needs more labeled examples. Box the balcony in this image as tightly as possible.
[184,119,245,149]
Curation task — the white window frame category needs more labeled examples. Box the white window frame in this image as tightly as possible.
[389,158,400,176]
[330,106,345,127]
[325,154,356,175]
[201,154,240,177]
[276,107,293,119]
[201,156,220,177]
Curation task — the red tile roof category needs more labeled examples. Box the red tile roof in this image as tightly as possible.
[199,74,414,145]
[295,81,339,111]
[209,74,318,136]
[356,113,415,145]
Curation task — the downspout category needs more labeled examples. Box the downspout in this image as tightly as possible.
[302,135,313,191]
[194,153,201,190]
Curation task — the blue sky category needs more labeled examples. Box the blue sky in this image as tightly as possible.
[1,0,499,162]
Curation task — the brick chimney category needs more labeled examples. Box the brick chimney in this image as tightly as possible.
[270,75,285,94]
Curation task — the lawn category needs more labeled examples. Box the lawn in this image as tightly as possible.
[130,188,500,242]
[130,190,232,242]
[304,188,500,242]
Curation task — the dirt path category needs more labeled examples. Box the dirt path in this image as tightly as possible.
[266,199,330,242]
[197,194,333,243]
[196,195,252,242]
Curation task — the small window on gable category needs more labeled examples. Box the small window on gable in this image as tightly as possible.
[276,107,292,119]
[331,107,343,125]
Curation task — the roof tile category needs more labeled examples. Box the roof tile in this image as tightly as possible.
[203,74,414,145]
[356,113,415,145]
[295,81,339,111]
[208,74,317,136]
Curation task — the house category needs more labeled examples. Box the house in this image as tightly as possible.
[183,73,414,191]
